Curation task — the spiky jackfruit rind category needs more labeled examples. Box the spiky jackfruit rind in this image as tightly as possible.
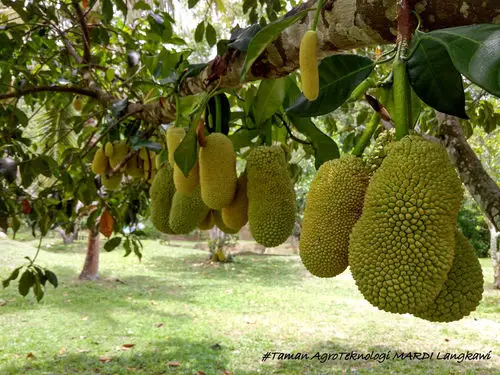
[213,210,239,234]
[102,173,122,190]
[92,149,108,174]
[349,136,463,314]
[246,146,296,247]
[221,175,248,231]
[199,133,238,209]
[150,164,176,234]
[169,186,209,234]
[299,156,369,278]
[197,210,215,230]
[414,232,483,322]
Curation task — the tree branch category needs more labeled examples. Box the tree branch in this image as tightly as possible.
[72,0,91,64]
[437,113,500,232]
[0,86,99,100]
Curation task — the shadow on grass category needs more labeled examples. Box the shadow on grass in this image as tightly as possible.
[1,338,257,375]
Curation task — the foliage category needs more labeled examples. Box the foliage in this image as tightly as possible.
[457,198,490,258]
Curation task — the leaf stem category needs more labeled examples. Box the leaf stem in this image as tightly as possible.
[31,236,44,265]
[311,0,325,31]
[352,112,380,156]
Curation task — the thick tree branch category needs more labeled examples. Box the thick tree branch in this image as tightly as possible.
[0,85,99,100]
[437,113,500,232]
[72,1,91,64]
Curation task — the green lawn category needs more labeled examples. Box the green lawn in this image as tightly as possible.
[0,238,499,375]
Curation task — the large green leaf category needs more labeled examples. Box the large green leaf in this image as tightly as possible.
[407,32,467,119]
[416,24,500,97]
[251,77,287,126]
[286,55,374,117]
[240,8,310,82]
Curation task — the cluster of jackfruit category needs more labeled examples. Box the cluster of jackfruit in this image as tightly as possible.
[299,135,483,322]
[91,141,158,190]
[151,128,296,247]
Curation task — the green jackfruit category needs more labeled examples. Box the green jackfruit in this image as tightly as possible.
[109,142,129,169]
[105,142,114,158]
[349,136,463,314]
[102,173,122,190]
[126,154,143,178]
[150,164,176,234]
[166,127,186,167]
[300,156,369,278]
[221,175,248,231]
[169,186,209,234]
[199,133,237,209]
[213,210,239,234]
[246,146,296,247]
[414,231,483,322]
[197,210,215,230]
[92,148,108,174]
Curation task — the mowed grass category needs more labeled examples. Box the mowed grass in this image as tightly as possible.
[0,238,499,375]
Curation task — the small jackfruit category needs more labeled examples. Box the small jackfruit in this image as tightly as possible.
[213,210,239,234]
[105,142,114,158]
[126,155,143,178]
[198,210,215,230]
[349,136,463,314]
[109,142,129,169]
[92,149,108,174]
[299,156,369,278]
[221,175,248,231]
[169,186,209,234]
[246,146,296,247]
[299,30,319,101]
[150,164,176,234]
[414,231,483,322]
[199,133,237,209]
[102,173,122,190]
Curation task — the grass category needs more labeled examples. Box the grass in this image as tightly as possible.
[0,238,499,375]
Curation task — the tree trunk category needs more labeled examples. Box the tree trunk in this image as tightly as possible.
[54,227,79,245]
[487,220,500,289]
[79,228,100,280]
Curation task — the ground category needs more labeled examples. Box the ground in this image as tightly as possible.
[0,238,499,375]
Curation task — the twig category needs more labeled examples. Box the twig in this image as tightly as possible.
[0,85,98,100]
[72,0,91,64]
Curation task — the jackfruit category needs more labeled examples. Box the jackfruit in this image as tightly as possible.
[173,160,200,196]
[299,30,319,101]
[92,148,108,174]
[166,127,186,167]
[246,146,296,247]
[363,128,396,174]
[414,231,483,322]
[150,164,176,234]
[198,210,215,230]
[102,173,122,190]
[199,133,237,209]
[221,175,248,231]
[105,142,114,158]
[299,156,369,278]
[349,136,463,314]
[126,154,143,178]
[109,142,129,169]
[169,186,209,234]
[213,210,239,234]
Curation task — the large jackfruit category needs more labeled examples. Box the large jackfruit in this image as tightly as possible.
[199,133,237,209]
[299,156,369,278]
[414,231,483,322]
[92,149,108,174]
[246,146,296,247]
[221,175,248,231]
[167,127,200,195]
[349,136,463,314]
[213,210,239,234]
[150,164,176,234]
[168,186,209,234]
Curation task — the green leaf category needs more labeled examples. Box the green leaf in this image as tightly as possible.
[106,68,115,82]
[286,55,374,117]
[44,270,58,288]
[2,266,23,288]
[188,0,200,9]
[251,77,287,126]
[102,0,113,23]
[123,237,132,257]
[194,22,205,43]
[417,24,500,97]
[240,8,310,82]
[228,24,261,52]
[39,213,51,236]
[206,23,217,47]
[174,122,198,178]
[407,32,467,119]
[114,0,128,17]
[229,128,260,151]
[133,0,151,10]
[33,274,44,302]
[18,269,35,297]
[132,240,142,261]
[104,237,122,251]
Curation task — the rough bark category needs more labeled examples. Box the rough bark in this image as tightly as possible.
[438,113,500,232]
[79,228,100,280]
[487,220,500,289]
